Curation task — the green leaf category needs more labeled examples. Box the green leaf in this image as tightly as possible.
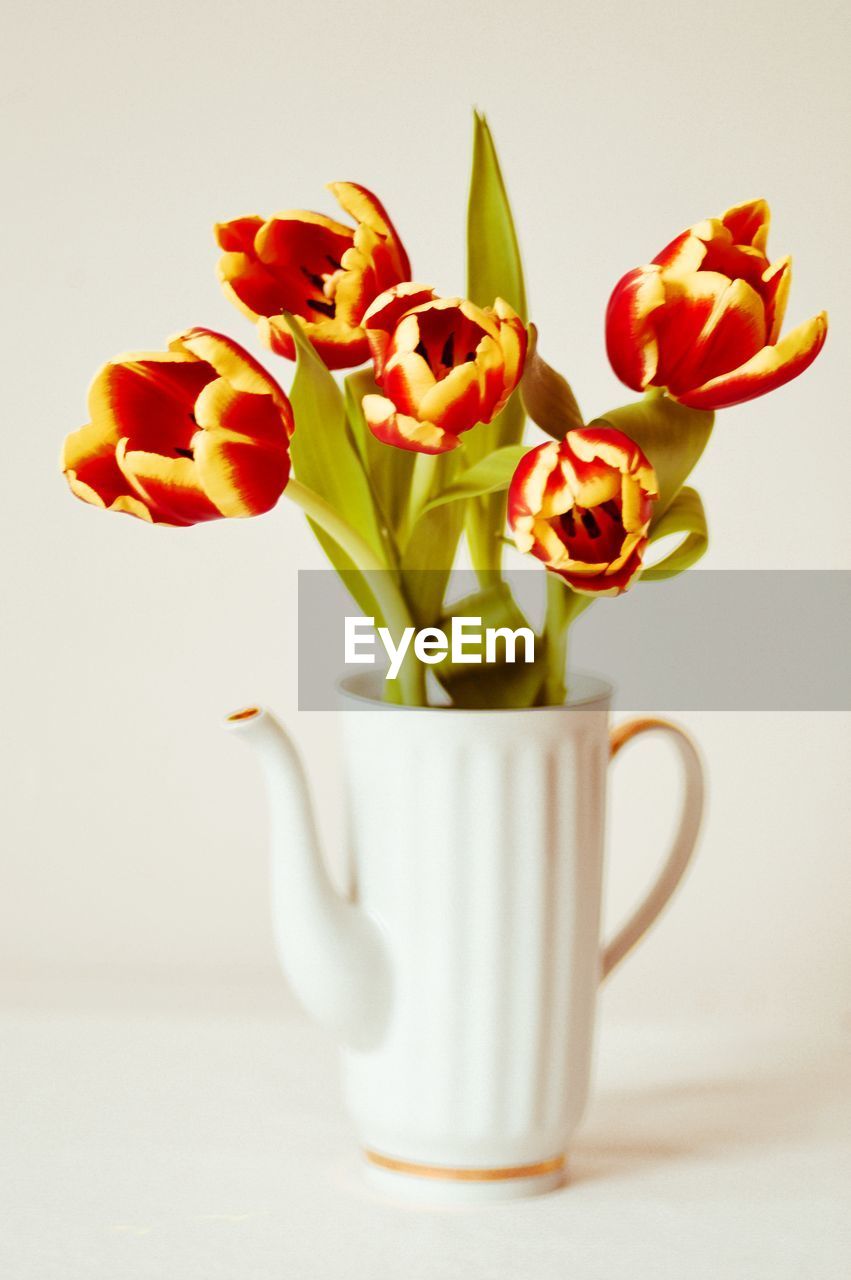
[641,486,709,580]
[286,317,387,617]
[344,366,416,558]
[464,110,528,580]
[442,650,549,709]
[434,581,547,708]
[421,444,528,516]
[399,502,465,628]
[467,111,526,321]
[592,396,714,521]
[520,323,583,440]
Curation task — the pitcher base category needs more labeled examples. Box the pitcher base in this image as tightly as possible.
[363,1149,566,1203]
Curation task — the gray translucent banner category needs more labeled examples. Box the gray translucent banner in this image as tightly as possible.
[298,570,850,711]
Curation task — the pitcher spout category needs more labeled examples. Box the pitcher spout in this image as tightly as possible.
[225,706,391,1051]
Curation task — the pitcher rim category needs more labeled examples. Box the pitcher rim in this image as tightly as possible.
[337,669,614,713]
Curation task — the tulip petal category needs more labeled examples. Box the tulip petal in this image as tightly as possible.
[219,253,304,321]
[559,546,644,596]
[332,226,381,325]
[327,181,411,280]
[257,315,297,361]
[417,360,483,435]
[475,330,510,419]
[327,184,392,235]
[530,517,577,568]
[217,267,278,324]
[721,198,770,253]
[111,495,158,520]
[193,376,291,446]
[455,296,500,341]
[362,393,458,454]
[256,314,368,369]
[116,440,221,524]
[666,278,766,395]
[654,205,771,279]
[62,418,120,478]
[214,221,284,321]
[652,271,732,389]
[605,266,666,391]
[253,214,356,341]
[64,457,123,506]
[382,350,436,416]
[302,320,370,370]
[700,238,770,293]
[508,442,559,532]
[619,471,652,536]
[214,216,264,255]
[569,461,623,511]
[390,311,429,359]
[172,328,291,414]
[256,210,353,263]
[761,256,791,345]
[652,226,712,273]
[62,419,156,521]
[88,357,214,454]
[363,284,438,378]
[65,467,156,522]
[675,312,828,410]
[569,426,633,469]
[348,232,413,321]
[193,431,291,517]
[493,301,526,403]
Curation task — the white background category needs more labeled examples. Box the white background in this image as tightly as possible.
[2,0,849,1029]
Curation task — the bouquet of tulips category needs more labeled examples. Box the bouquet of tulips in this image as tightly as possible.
[62,114,827,708]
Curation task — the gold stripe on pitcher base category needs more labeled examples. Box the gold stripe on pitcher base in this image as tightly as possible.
[364,1150,565,1182]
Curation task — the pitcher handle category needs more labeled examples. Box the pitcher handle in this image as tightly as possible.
[601,717,704,981]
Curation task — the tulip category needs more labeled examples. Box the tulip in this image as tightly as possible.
[215,183,410,370]
[361,284,527,453]
[61,328,294,526]
[605,199,827,410]
[508,427,658,594]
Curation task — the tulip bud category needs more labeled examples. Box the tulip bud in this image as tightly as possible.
[605,199,827,410]
[361,284,527,453]
[215,183,410,370]
[61,329,294,526]
[508,427,658,594]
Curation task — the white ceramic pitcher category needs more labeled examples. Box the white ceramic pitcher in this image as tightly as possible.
[226,671,703,1202]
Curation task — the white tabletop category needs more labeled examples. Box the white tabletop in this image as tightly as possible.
[1,981,848,1279]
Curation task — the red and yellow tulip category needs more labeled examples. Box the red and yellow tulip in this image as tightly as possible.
[361,283,527,453]
[61,328,294,526]
[605,199,827,410]
[508,427,658,594]
[215,183,410,370]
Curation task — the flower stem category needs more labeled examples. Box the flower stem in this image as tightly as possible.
[542,576,590,705]
[402,452,438,545]
[285,478,426,706]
